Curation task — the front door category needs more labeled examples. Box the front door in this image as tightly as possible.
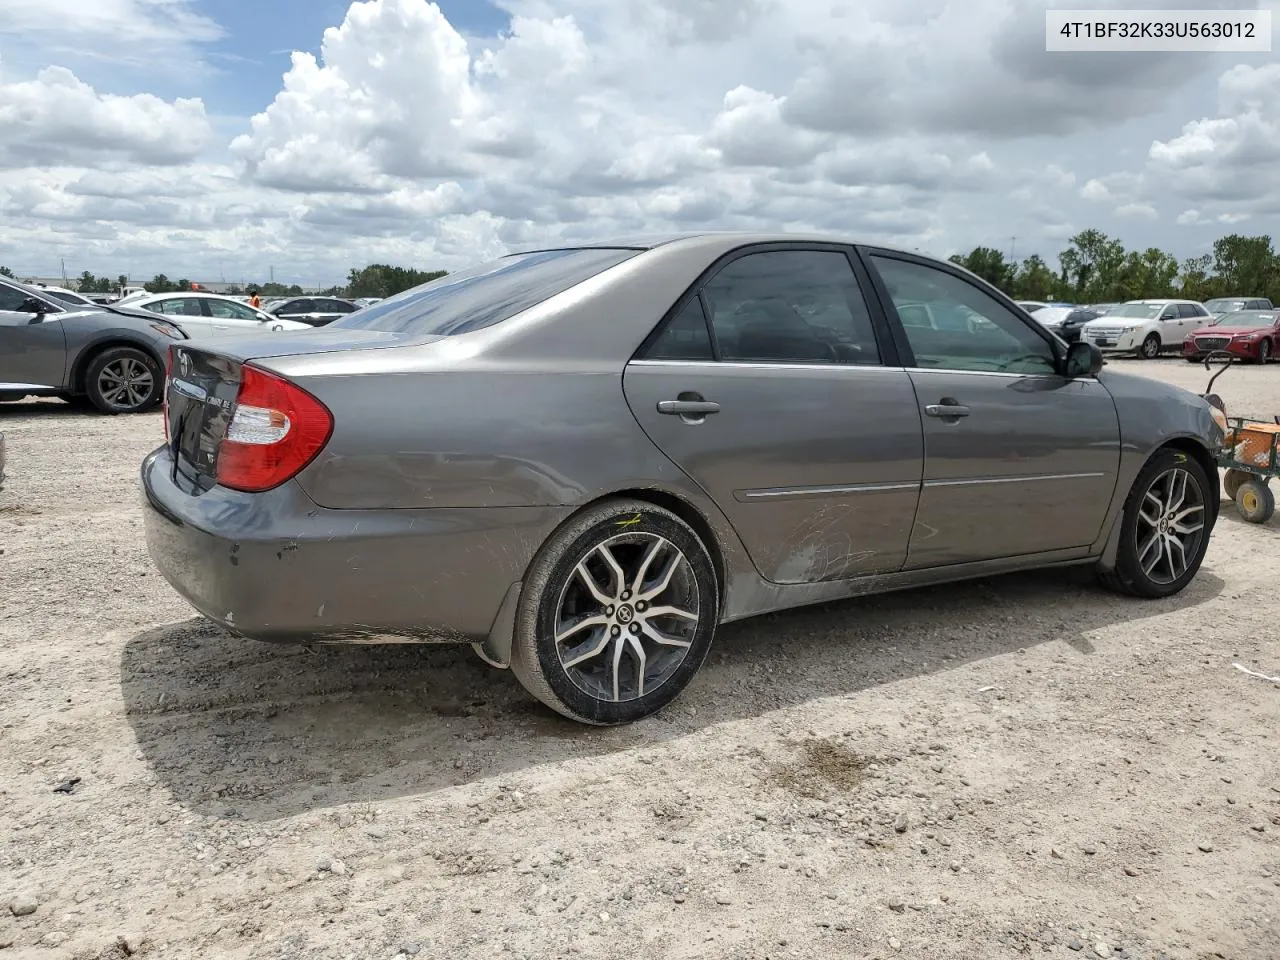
[0,283,68,388]
[861,250,1121,569]
[623,244,924,584]
[146,297,215,338]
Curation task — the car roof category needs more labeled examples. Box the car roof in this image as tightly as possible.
[504,230,927,259]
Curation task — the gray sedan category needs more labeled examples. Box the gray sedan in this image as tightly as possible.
[1,277,188,413]
[141,233,1224,725]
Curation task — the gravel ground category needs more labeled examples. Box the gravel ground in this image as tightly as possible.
[1,358,1278,960]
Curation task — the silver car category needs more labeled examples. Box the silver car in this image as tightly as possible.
[1,276,189,413]
[142,233,1224,725]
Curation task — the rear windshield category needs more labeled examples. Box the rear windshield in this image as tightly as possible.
[1205,299,1246,312]
[331,247,642,336]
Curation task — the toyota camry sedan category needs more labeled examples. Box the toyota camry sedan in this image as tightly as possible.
[142,233,1225,725]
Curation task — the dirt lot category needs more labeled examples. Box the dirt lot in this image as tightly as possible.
[2,358,1279,960]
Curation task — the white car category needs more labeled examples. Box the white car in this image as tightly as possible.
[128,292,311,338]
[1029,305,1073,333]
[1079,299,1214,359]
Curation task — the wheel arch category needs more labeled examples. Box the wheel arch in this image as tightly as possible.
[1097,436,1220,571]
[477,485,732,670]
[69,337,166,395]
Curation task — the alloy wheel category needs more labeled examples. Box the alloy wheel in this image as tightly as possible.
[1134,466,1206,585]
[1141,335,1160,359]
[97,357,154,411]
[552,532,700,703]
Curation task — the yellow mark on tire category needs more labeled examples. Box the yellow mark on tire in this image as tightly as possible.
[616,513,643,528]
[1174,452,1188,462]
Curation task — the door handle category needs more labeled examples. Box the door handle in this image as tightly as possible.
[657,400,721,416]
[925,400,971,418]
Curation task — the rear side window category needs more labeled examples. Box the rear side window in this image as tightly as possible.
[332,248,641,336]
[645,298,715,360]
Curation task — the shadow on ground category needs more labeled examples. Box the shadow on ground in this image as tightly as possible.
[121,565,1224,821]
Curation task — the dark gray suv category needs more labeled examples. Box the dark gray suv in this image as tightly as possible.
[0,276,188,413]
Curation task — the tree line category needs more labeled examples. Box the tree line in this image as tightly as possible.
[7,230,1278,306]
[949,230,1279,304]
[0,263,450,301]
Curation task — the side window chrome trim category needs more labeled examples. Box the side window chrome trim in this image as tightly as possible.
[629,359,906,373]
[902,365,1098,381]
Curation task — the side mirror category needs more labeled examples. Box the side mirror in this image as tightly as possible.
[1064,341,1103,377]
[18,296,46,315]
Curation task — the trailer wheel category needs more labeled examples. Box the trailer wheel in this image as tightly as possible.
[1223,469,1251,501]
[1236,479,1275,524]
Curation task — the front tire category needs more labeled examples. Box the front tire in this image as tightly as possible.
[1256,339,1272,364]
[1098,448,1213,599]
[84,347,162,414]
[509,498,719,725]
[1137,333,1161,359]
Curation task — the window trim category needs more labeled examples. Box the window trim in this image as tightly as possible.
[855,246,1069,377]
[632,241,902,368]
[0,279,64,315]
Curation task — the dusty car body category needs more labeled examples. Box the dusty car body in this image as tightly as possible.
[141,233,1225,724]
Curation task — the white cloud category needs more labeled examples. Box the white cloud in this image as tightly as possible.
[0,62,213,169]
[1115,202,1157,219]
[1080,179,1112,202]
[3,0,1277,281]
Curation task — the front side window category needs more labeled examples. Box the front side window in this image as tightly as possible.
[149,298,203,317]
[870,255,1056,375]
[333,247,641,336]
[699,250,881,365]
[276,299,313,315]
[0,282,32,312]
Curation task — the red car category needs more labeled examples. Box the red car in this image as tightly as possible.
[1184,309,1280,363]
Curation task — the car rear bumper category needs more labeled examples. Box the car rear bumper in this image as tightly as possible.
[140,446,568,644]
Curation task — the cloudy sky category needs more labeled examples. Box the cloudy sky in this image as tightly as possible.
[0,0,1277,286]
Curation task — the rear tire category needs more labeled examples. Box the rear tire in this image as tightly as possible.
[1097,448,1213,599]
[509,498,719,725]
[1137,333,1160,359]
[84,347,162,414]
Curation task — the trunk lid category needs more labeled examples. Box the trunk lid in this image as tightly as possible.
[163,329,424,495]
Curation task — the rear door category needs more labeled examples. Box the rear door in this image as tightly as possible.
[274,299,316,324]
[860,248,1121,569]
[0,282,67,388]
[622,243,924,584]
[1176,303,1208,342]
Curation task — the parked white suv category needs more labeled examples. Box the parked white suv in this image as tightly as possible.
[1079,299,1213,359]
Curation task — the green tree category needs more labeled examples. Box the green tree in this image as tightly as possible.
[1178,254,1216,301]
[1114,248,1179,301]
[117,275,129,291]
[948,247,1014,291]
[1011,254,1057,300]
[1058,229,1127,301]
[0,266,13,278]
[346,264,448,299]
[77,270,96,292]
[1212,234,1277,297]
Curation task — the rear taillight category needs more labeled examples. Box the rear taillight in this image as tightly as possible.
[162,346,174,442]
[215,365,333,493]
